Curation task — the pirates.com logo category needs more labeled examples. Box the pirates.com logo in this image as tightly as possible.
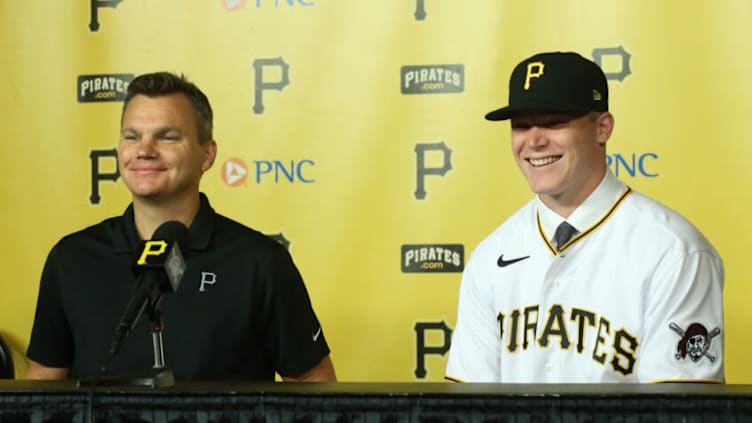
[401,65,464,94]
[402,244,464,273]
[78,74,134,102]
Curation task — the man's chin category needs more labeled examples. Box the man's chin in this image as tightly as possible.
[527,182,560,196]
[129,188,165,201]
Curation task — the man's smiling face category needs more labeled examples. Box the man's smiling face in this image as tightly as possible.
[509,111,613,215]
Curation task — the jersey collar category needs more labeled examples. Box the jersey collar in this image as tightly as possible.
[537,170,631,254]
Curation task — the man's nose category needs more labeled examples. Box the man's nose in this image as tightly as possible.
[137,137,159,157]
[527,126,548,148]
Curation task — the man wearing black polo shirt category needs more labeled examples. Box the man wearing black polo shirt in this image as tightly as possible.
[25,72,336,381]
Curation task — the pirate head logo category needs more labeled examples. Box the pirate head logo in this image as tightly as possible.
[669,322,721,363]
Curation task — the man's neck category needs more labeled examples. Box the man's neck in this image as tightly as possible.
[540,169,608,219]
[131,193,200,240]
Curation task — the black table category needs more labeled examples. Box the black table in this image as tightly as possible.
[1,380,751,422]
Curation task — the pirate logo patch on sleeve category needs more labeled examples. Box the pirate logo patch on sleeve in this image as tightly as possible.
[669,322,721,363]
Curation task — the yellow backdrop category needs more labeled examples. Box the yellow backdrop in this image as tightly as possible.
[1,0,749,382]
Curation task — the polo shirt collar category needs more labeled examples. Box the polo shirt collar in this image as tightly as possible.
[189,192,214,251]
[112,192,215,254]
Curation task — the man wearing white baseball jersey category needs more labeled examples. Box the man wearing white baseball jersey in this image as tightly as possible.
[445,52,724,383]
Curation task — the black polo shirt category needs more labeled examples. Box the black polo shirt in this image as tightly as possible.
[27,193,330,380]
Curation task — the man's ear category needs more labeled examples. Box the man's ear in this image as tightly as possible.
[596,112,615,146]
[202,139,217,172]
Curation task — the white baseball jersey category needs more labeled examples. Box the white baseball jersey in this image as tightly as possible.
[446,171,724,383]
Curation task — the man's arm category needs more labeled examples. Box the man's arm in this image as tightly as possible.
[282,355,336,382]
[445,260,501,382]
[24,360,69,380]
[639,250,725,383]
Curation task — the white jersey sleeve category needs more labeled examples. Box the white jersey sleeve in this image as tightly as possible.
[445,250,502,382]
[638,236,725,382]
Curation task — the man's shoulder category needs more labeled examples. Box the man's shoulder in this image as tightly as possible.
[41,215,127,266]
[210,212,288,254]
[469,199,537,256]
[484,199,537,240]
[620,190,717,252]
[623,191,700,231]
[56,215,123,247]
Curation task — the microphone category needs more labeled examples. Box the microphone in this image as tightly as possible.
[106,220,190,360]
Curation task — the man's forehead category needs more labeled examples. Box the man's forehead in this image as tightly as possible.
[510,110,588,122]
[121,125,182,133]
[121,94,195,125]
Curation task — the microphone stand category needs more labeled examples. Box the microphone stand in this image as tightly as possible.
[144,304,175,387]
[77,301,175,389]
[79,227,189,391]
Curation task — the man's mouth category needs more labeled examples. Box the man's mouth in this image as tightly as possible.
[528,156,561,167]
[131,167,166,174]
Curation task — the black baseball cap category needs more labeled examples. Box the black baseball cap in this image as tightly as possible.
[485,52,608,121]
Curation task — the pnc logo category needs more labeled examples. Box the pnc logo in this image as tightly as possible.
[222,0,247,10]
[222,158,249,186]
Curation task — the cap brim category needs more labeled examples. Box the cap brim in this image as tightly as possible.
[485,105,593,121]
[484,106,513,121]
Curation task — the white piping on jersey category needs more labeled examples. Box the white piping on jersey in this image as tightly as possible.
[537,187,633,255]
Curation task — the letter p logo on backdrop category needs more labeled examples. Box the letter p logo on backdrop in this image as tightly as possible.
[414,142,453,200]
[592,46,632,82]
[252,57,290,114]
[89,0,124,32]
[89,148,120,205]
[414,321,452,379]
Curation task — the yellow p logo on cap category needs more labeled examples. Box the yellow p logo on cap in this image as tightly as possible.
[524,61,545,90]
